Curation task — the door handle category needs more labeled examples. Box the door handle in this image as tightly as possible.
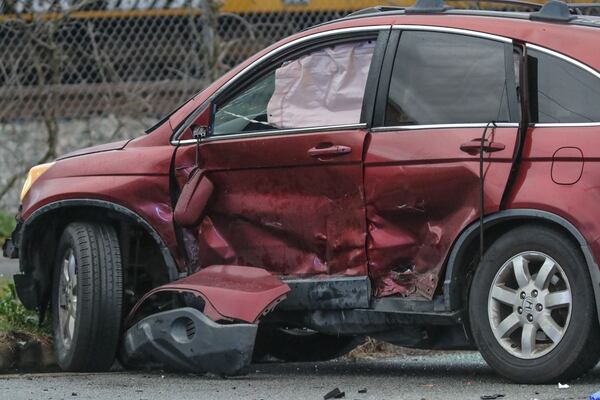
[460,138,505,156]
[308,144,352,158]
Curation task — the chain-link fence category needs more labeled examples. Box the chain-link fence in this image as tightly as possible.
[0,0,370,211]
[0,1,376,122]
[0,0,597,211]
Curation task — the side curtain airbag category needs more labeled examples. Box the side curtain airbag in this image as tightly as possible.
[267,41,375,129]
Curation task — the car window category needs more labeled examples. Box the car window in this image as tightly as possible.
[385,31,514,126]
[213,39,376,136]
[528,49,600,123]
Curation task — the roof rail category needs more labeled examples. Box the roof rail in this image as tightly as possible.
[341,0,600,26]
[406,0,450,13]
[346,6,405,18]
[445,0,542,9]
[567,3,600,14]
[530,0,576,22]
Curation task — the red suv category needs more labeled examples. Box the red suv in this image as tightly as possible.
[5,0,600,383]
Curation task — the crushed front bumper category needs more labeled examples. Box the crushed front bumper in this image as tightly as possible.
[122,307,257,376]
[122,265,290,376]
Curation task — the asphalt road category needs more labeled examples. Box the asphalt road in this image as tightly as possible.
[1,352,599,400]
[2,259,599,399]
[0,258,18,279]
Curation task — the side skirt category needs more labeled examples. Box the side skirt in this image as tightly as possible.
[273,275,468,348]
[279,276,371,310]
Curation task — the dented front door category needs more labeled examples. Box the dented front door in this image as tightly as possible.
[365,28,520,298]
[192,130,368,277]
[173,32,387,278]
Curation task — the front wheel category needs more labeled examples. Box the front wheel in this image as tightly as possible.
[52,222,123,371]
[469,225,600,383]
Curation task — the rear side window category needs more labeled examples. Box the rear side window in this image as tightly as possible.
[528,49,600,123]
[385,31,515,126]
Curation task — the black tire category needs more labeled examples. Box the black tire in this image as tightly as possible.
[469,225,600,383]
[52,222,123,371]
[254,326,363,362]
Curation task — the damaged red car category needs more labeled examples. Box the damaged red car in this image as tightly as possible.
[5,0,600,383]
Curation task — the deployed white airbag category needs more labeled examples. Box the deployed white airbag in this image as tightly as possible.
[267,41,375,129]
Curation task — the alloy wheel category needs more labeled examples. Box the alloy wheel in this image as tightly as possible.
[57,249,78,350]
[487,251,572,359]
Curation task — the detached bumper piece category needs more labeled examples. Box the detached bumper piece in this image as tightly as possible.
[123,307,257,376]
[122,265,290,376]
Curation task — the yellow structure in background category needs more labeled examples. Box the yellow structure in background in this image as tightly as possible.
[0,0,595,21]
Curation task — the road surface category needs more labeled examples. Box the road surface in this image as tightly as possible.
[0,258,18,279]
[2,258,598,399]
[1,352,598,400]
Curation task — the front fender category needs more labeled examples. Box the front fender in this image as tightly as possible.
[11,199,180,311]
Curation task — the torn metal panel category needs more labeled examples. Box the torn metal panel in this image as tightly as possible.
[364,127,518,299]
[122,307,256,376]
[127,265,291,325]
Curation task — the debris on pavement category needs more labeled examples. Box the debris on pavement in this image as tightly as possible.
[480,394,505,399]
[324,387,346,399]
[558,383,570,389]
[358,388,368,393]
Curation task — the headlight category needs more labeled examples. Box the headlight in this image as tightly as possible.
[20,162,54,201]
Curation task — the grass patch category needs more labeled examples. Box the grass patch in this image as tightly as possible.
[0,210,16,242]
[0,278,50,339]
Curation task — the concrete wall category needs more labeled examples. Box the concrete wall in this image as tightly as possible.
[0,116,156,213]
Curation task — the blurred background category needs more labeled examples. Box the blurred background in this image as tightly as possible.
[0,0,596,224]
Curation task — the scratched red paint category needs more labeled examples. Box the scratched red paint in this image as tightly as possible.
[19,14,600,304]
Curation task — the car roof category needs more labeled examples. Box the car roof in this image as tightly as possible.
[313,0,600,30]
[294,0,600,72]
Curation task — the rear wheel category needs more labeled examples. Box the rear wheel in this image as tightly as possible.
[469,225,600,383]
[52,222,123,371]
[254,327,363,362]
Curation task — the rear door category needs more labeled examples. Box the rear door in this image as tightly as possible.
[365,27,521,298]
[176,27,389,278]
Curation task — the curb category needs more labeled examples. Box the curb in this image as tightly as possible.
[0,334,57,373]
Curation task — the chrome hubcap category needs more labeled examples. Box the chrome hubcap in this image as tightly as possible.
[488,251,572,359]
[58,249,78,350]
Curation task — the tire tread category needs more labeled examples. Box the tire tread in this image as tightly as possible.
[53,222,122,372]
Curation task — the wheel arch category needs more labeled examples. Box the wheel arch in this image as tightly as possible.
[443,209,600,323]
[17,199,179,311]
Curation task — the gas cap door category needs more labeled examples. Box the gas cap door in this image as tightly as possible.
[551,146,584,185]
